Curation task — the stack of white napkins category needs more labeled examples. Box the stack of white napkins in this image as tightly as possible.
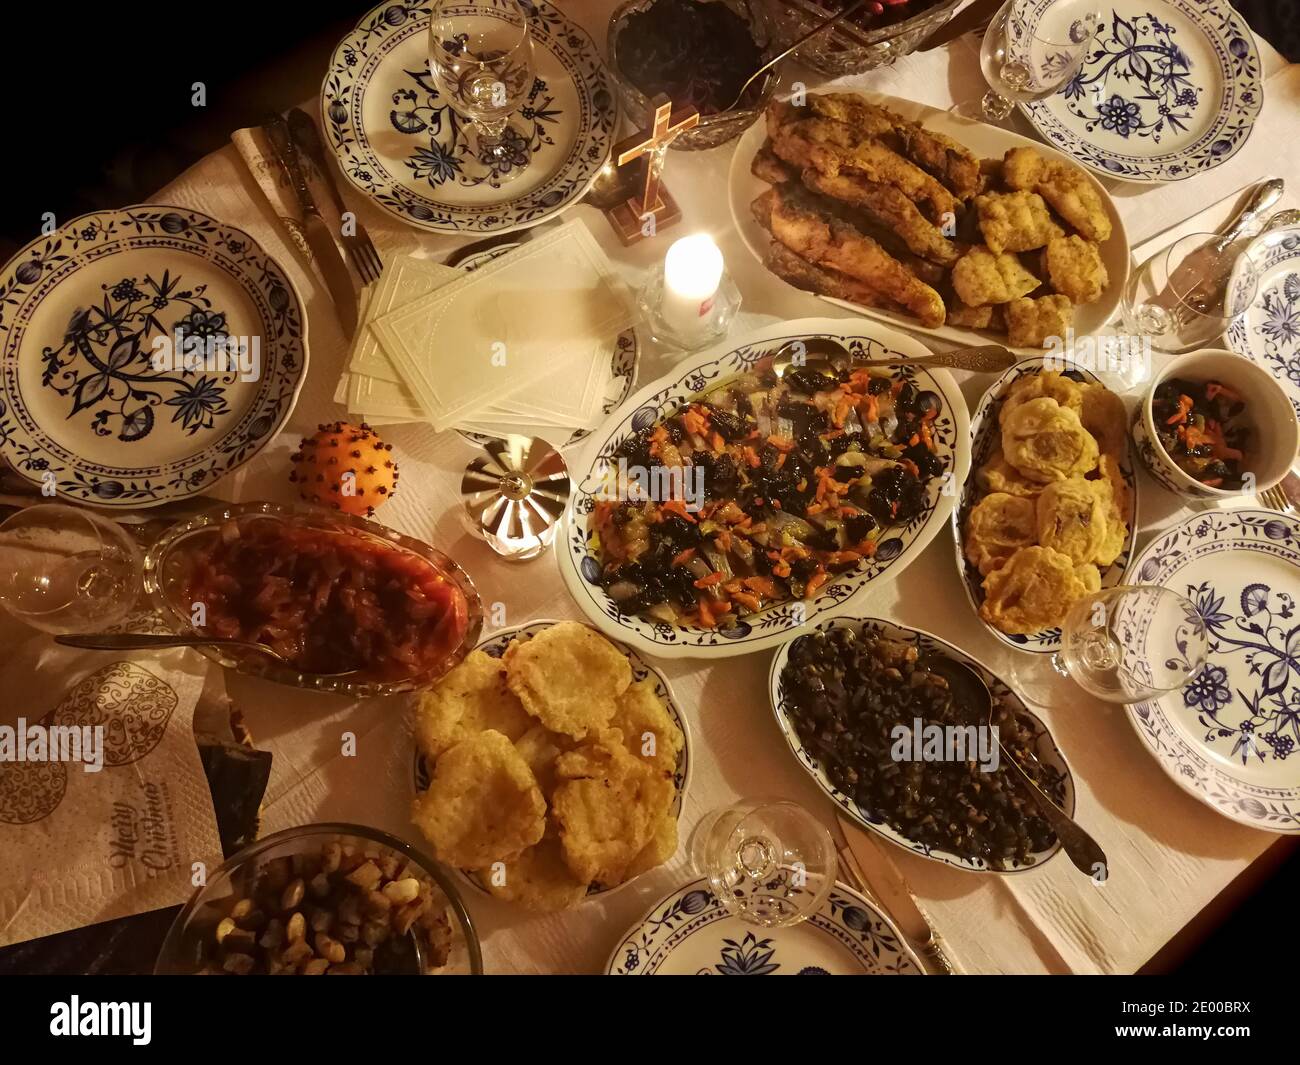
[333,220,634,440]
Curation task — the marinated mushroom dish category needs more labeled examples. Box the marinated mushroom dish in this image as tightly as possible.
[590,364,947,628]
[1152,377,1249,490]
[779,627,1065,868]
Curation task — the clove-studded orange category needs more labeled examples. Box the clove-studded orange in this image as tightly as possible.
[288,421,399,517]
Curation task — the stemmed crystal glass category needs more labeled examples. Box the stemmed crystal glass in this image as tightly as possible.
[972,0,1101,124]
[428,0,537,185]
[0,504,141,634]
[690,800,838,927]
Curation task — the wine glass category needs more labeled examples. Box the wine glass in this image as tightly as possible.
[1013,585,1209,704]
[0,504,142,634]
[689,800,838,927]
[971,0,1101,124]
[1122,232,1261,356]
[428,0,536,186]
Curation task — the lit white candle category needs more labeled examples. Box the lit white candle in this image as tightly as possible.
[661,234,724,342]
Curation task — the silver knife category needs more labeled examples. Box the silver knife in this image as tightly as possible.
[263,112,359,338]
[837,814,956,974]
[919,0,1001,51]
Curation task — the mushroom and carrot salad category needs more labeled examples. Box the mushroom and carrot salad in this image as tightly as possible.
[1152,377,1249,489]
[589,364,946,628]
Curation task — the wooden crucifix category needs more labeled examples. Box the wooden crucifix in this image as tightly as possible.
[603,94,700,246]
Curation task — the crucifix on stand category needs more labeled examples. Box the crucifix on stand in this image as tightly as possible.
[603,94,700,246]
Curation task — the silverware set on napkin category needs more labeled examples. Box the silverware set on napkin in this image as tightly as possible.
[261,108,386,338]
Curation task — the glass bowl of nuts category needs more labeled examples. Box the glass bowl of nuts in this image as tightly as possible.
[155,823,483,975]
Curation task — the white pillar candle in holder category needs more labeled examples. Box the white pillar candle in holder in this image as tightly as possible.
[638,233,742,353]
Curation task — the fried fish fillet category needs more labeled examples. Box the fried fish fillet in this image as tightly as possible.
[1002,147,1111,243]
[974,191,1061,254]
[770,115,958,218]
[1046,233,1108,304]
[800,167,959,265]
[807,93,981,199]
[765,183,946,327]
[764,239,908,315]
[752,142,796,185]
[951,245,1041,307]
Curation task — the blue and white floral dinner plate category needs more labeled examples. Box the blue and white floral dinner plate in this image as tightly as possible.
[558,318,972,659]
[321,0,616,234]
[607,877,925,975]
[1021,0,1263,183]
[0,206,307,507]
[1127,509,1300,833]
[1226,226,1300,422]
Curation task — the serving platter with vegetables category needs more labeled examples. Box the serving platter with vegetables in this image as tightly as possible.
[559,319,970,658]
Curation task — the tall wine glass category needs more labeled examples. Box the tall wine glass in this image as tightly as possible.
[690,800,838,927]
[428,0,536,185]
[973,0,1101,124]
[0,504,141,634]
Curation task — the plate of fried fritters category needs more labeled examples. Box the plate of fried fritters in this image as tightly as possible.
[954,362,1138,653]
[410,620,689,911]
[729,91,1129,352]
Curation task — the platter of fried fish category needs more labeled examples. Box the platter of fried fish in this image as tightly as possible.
[729,91,1128,351]
[410,620,688,911]
[954,361,1138,653]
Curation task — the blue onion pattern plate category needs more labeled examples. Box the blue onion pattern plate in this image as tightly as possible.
[1022,0,1263,183]
[0,205,306,507]
[412,619,691,899]
[955,356,1138,654]
[1127,509,1300,832]
[769,614,1075,872]
[1226,226,1300,421]
[558,318,971,659]
[607,876,924,975]
[321,1,615,234]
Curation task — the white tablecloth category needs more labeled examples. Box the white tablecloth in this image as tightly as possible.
[122,2,1297,973]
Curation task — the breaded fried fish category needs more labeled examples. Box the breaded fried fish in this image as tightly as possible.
[1046,233,1108,304]
[1002,147,1111,243]
[974,191,1061,254]
[951,245,1040,307]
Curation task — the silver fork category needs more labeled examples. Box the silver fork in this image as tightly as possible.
[1259,483,1296,515]
[287,108,384,284]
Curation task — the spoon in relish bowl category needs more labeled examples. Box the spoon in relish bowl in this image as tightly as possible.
[55,632,361,678]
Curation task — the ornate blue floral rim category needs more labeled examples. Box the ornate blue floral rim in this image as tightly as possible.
[0,205,307,507]
[1227,226,1300,422]
[768,614,1075,872]
[321,1,616,234]
[558,318,971,659]
[607,875,925,975]
[1022,0,1264,183]
[411,618,692,898]
[954,357,1138,655]
[1126,508,1300,833]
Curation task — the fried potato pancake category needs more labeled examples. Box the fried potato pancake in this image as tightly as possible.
[974,191,1060,254]
[505,622,631,739]
[951,246,1040,307]
[611,678,684,778]
[553,730,672,887]
[1002,147,1111,243]
[1036,477,1106,564]
[965,492,1038,576]
[513,724,568,800]
[999,370,1085,425]
[480,834,589,913]
[1079,383,1128,458]
[1005,295,1074,348]
[414,650,532,761]
[624,813,679,880]
[979,545,1093,634]
[1088,464,1129,567]
[411,730,545,868]
[1002,397,1099,483]
[977,446,1044,498]
[1046,234,1108,304]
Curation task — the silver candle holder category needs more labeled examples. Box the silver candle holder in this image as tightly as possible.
[461,436,570,561]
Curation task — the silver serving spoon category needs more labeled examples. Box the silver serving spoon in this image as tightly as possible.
[55,632,359,678]
[918,653,1108,879]
[771,337,1016,379]
[724,0,874,112]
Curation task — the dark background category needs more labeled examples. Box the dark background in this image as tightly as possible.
[0,0,1296,974]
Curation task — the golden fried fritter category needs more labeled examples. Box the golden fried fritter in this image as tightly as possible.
[801,167,959,265]
[1036,477,1106,564]
[480,835,590,913]
[1079,383,1128,457]
[1087,473,1128,568]
[951,246,1041,307]
[964,492,1038,576]
[1005,295,1074,348]
[999,370,1085,426]
[1002,397,1099,482]
[974,191,1061,254]
[414,650,532,761]
[610,678,684,779]
[766,183,946,327]
[1002,147,1111,243]
[979,545,1094,634]
[1046,234,1108,304]
[504,622,631,739]
[946,299,996,329]
[977,446,1044,498]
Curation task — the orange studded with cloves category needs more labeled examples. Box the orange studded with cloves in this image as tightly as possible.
[288,420,399,517]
